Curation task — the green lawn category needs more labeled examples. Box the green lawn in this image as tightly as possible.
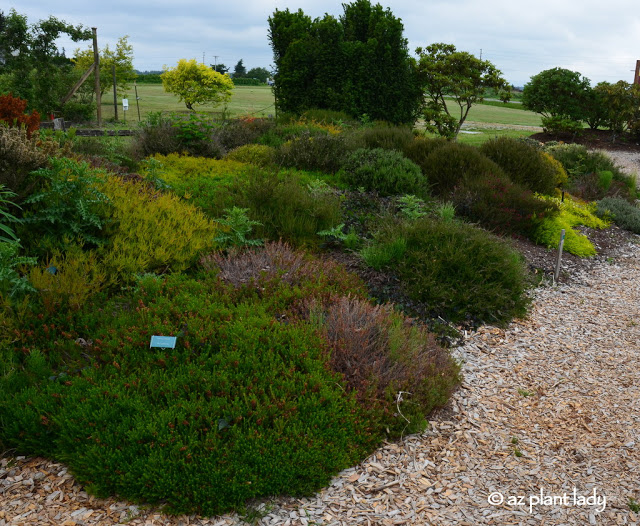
[99,84,276,122]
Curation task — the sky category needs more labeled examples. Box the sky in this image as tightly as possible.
[11,0,640,88]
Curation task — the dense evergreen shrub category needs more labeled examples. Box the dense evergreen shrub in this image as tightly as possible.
[479,137,566,195]
[345,125,415,152]
[596,197,640,234]
[225,144,276,167]
[276,132,348,173]
[340,148,427,197]
[402,137,449,172]
[98,177,218,280]
[453,174,560,239]
[369,217,531,325]
[217,118,274,151]
[419,142,505,196]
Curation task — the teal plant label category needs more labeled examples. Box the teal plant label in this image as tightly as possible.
[150,335,177,349]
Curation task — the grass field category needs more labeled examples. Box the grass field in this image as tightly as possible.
[95,84,542,145]
[100,84,276,122]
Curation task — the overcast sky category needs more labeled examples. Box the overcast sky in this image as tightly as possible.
[12,0,640,87]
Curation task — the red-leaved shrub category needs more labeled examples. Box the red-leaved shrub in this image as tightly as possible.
[0,93,40,138]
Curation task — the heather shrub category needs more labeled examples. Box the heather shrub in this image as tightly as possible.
[533,195,608,257]
[0,273,376,515]
[369,217,531,325]
[546,143,635,200]
[132,112,182,157]
[402,136,449,172]
[170,112,226,158]
[218,168,343,248]
[225,144,276,166]
[345,125,415,152]
[300,109,355,125]
[276,132,348,173]
[340,148,427,197]
[29,245,106,313]
[98,177,218,280]
[0,93,40,137]
[311,296,460,433]
[216,117,274,150]
[420,142,506,197]
[0,126,50,203]
[596,197,640,234]
[479,137,566,194]
[453,174,560,239]
[257,123,328,148]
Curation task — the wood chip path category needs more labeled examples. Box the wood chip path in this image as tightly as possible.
[2,238,640,526]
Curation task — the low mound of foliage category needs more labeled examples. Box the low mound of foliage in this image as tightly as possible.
[533,195,608,257]
[362,217,531,326]
[0,243,459,515]
[419,142,506,196]
[596,197,640,234]
[340,148,427,197]
[479,137,567,195]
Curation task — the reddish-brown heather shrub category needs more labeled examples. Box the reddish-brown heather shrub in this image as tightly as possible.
[0,93,40,138]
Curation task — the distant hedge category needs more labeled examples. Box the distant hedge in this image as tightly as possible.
[135,74,163,84]
[233,78,266,86]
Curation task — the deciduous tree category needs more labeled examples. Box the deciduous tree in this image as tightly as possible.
[161,58,233,110]
[416,43,511,139]
[72,35,137,98]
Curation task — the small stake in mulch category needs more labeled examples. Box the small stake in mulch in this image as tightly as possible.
[554,228,566,284]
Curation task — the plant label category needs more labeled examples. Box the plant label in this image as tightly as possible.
[150,335,177,349]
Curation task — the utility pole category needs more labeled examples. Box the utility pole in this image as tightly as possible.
[92,27,101,127]
[634,60,640,85]
[479,48,482,60]
[213,55,219,71]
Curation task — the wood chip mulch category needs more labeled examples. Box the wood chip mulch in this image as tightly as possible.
[3,234,640,526]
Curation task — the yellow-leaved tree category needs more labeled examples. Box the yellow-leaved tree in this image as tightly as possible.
[161,59,234,110]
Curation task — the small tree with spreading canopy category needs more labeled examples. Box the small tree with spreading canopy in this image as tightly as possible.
[72,35,137,98]
[161,59,234,110]
[522,67,591,133]
[416,43,511,139]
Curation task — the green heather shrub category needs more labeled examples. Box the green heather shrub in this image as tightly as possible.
[98,177,218,280]
[419,142,506,197]
[225,144,276,167]
[217,168,343,248]
[340,148,427,197]
[402,136,449,173]
[596,197,640,234]
[345,125,415,152]
[216,118,274,151]
[369,217,531,325]
[276,132,348,173]
[479,137,567,195]
[18,158,111,252]
[546,143,635,200]
[360,237,407,269]
[169,112,226,158]
[533,195,608,257]
[453,174,560,239]
[0,245,459,515]
[300,108,355,125]
[0,274,376,515]
[257,123,329,149]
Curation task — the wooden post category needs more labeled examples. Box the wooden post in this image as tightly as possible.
[554,229,566,283]
[634,60,640,86]
[112,64,118,121]
[92,27,101,127]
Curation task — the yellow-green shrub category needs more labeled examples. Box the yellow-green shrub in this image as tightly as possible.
[225,144,276,166]
[29,245,106,313]
[145,153,248,186]
[533,195,609,257]
[99,177,218,280]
